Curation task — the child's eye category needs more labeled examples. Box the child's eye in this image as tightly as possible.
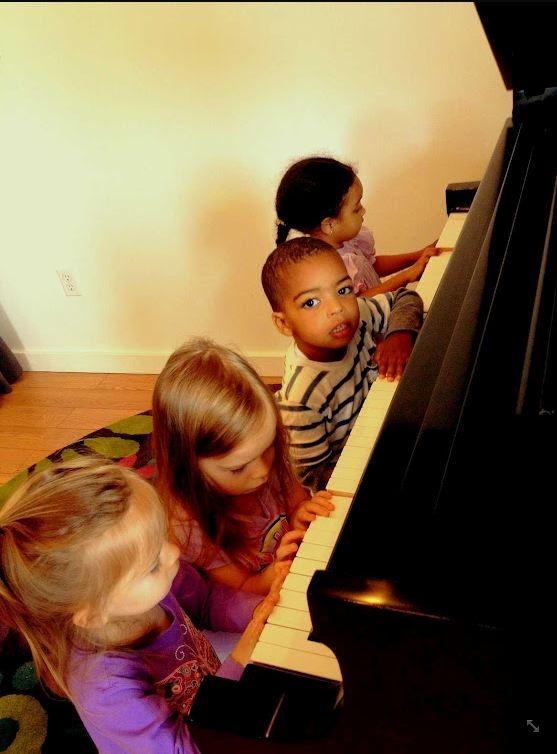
[230,465,246,475]
[149,559,161,574]
[338,286,353,296]
[302,298,319,309]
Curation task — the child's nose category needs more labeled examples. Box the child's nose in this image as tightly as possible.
[327,297,343,316]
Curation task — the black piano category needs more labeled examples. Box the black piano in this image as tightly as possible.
[190,5,552,752]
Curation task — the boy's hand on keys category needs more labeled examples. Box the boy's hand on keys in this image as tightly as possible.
[291,490,334,530]
[231,568,286,666]
[374,331,414,381]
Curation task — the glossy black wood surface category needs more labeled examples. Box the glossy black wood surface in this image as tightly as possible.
[190,6,553,751]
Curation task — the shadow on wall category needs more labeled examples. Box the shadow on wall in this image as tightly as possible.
[184,169,281,349]
[88,169,280,363]
[348,98,495,252]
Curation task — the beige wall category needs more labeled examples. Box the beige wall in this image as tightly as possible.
[0,2,511,373]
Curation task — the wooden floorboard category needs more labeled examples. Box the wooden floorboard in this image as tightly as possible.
[0,371,156,482]
[0,371,280,485]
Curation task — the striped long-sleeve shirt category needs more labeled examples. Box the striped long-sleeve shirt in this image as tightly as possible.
[277,289,423,488]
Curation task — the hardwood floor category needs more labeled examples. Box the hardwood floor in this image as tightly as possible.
[0,372,280,484]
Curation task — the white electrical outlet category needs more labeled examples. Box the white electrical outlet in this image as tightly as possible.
[57,270,81,297]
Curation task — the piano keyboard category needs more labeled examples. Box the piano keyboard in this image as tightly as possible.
[249,213,463,684]
[249,382,397,683]
[327,379,398,497]
[415,210,466,313]
[415,253,452,314]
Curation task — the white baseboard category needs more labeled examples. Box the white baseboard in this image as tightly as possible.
[14,349,285,377]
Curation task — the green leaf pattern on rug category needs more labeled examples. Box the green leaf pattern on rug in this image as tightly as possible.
[84,437,140,459]
[12,663,38,692]
[61,448,81,462]
[0,470,28,507]
[33,458,53,473]
[107,415,153,435]
[0,694,47,754]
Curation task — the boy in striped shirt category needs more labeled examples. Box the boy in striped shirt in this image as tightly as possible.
[261,237,423,489]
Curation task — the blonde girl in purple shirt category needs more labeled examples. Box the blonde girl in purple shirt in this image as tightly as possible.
[0,457,282,754]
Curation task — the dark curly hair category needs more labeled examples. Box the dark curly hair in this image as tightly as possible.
[261,236,337,311]
[275,157,356,244]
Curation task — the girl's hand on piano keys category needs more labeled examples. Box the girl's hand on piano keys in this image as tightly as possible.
[230,568,287,666]
[291,490,334,530]
[422,241,440,256]
[275,529,305,565]
[373,331,414,381]
[405,245,440,283]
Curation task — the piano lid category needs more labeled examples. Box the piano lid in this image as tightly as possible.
[475,2,557,94]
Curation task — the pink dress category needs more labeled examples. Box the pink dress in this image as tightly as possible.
[338,226,381,295]
[176,479,306,572]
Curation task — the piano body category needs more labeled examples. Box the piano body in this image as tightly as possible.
[190,5,552,752]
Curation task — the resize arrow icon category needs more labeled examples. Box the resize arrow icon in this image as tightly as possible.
[527,720,540,733]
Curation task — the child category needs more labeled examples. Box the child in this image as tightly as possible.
[275,156,439,296]
[261,236,424,488]
[152,338,333,596]
[0,456,283,754]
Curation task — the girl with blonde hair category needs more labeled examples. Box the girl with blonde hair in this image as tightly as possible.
[0,456,282,754]
[152,338,333,595]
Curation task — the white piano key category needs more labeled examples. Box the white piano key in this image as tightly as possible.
[329,495,352,521]
[267,605,312,632]
[332,453,368,473]
[278,588,308,611]
[334,444,370,461]
[306,515,343,534]
[289,557,324,577]
[283,572,312,593]
[259,623,335,658]
[357,404,392,419]
[303,523,340,548]
[251,642,342,682]
[346,423,380,443]
[415,253,452,312]
[368,378,398,395]
[348,422,382,437]
[297,541,332,563]
[342,433,377,449]
[350,422,384,440]
[435,212,465,250]
[346,422,381,439]
[349,413,384,430]
[327,473,359,496]
[301,526,340,547]
[334,449,370,470]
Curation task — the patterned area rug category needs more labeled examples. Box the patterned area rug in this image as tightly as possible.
[0,410,156,752]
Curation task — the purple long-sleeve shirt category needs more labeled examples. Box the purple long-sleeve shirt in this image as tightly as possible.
[67,558,262,754]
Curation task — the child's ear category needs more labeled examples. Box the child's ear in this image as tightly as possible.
[73,605,108,630]
[272,311,293,337]
[320,217,335,237]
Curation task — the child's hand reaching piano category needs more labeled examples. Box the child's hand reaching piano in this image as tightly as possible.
[373,331,414,381]
[291,490,334,530]
[404,243,441,284]
[230,568,287,666]
[275,529,305,567]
